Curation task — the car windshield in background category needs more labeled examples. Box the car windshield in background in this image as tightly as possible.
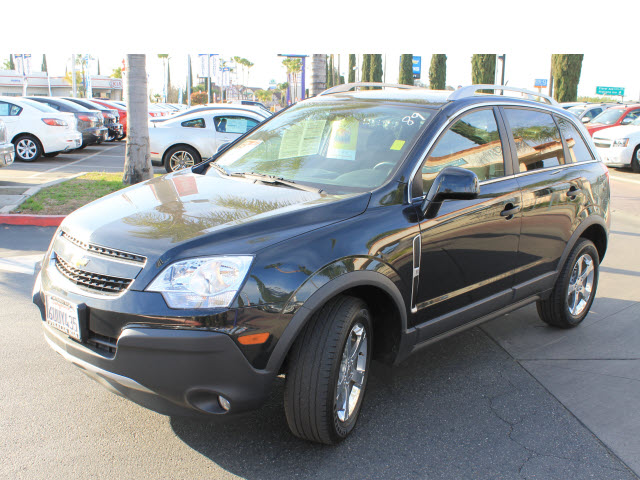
[211,101,434,193]
[568,106,586,116]
[20,99,59,113]
[591,109,624,125]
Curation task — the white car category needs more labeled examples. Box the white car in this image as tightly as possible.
[0,96,82,162]
[150,108,265,172]
[567,103,617,124]
[0,119,15,168]
[593,117,640,172]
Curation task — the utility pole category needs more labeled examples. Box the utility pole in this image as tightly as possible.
[207,54,211,104]
[498,54,506,95]
[187,55,192,107]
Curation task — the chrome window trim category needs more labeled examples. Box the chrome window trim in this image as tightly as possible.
[407,101,601,203]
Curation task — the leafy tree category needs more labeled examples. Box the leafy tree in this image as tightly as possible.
[255,89,273,103]
[348,54,356,83]
[471,54,496,93]
[111,67,122,78]
[370,54,383,86]
[429,54,446,90]
[3,55,16,70]
[326,55,333,88]
[191,91,208,105]
[64,71,85,97]
[551,54,584,103]
[41,54,48,73]
[399,54,413,85]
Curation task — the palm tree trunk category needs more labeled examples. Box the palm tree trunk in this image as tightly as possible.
[123,54,152,185]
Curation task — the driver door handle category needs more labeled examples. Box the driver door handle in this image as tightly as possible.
[500,203,521,219]
[567,186,582,198]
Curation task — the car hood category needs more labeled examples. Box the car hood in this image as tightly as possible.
[60,170,371,263]
[592,124,640,139]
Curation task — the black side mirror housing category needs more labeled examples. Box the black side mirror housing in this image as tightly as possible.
[421,167,479,218]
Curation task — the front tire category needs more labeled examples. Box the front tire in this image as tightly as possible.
[537,238,599,328]
[284,295,372,445]
[13,135,42,162]
[631,146,640,173]
[163,145,201,173]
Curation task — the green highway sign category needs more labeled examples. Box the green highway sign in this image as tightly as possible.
[596,86,625,96]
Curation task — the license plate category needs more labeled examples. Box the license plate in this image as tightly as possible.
[45,294,81,340]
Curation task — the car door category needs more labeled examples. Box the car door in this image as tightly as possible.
[212,114,260,150]
[411,107,522,339]
[0,101,23,138]
[501,107,586,298]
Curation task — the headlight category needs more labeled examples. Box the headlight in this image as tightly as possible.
[147,256,253,309]
[612,138,629,147]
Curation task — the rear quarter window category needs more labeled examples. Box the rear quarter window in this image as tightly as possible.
[555,116,594,163]
[181,118,205,128]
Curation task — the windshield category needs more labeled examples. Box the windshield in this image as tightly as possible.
[210,100,434,193]
[568,106,585,116]
[591,108,623,125]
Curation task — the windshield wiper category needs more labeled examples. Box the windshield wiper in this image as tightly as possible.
[231,172,324,194]
[209,162,230,176]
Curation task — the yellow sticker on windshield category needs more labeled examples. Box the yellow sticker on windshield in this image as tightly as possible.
[390,140,405,151]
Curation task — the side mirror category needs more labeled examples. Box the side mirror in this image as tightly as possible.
[621,118,633,126]
[421,167,479,218]
[581,116,591,123]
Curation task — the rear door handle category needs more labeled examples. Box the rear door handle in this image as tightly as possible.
[567,186,582,198]
[500,203,521,218]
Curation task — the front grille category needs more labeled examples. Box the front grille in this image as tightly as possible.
[87,332,117,356]
[55,254,133,294]
[61,231,146,264]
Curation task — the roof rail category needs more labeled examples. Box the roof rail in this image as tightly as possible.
[448,85,558,105]
[320,82,424,95]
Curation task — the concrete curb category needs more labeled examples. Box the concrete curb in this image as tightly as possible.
[0,172,84,224]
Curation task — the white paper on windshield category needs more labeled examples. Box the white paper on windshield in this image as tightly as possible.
[225,118,248,134]
[278,120,327,159]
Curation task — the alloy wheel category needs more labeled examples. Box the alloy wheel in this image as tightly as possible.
[567,253,595,316]
[169,151,195,171]
[17,139,37,160]
[336,322,368,423]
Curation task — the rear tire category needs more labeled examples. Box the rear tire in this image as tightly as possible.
[163,145,201,173]
[537,238,599,328]
[13,135,42,162]
[631,146,640,173]
[284,295,372,445]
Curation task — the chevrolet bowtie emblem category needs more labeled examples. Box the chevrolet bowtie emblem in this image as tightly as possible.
[73,256,90,268]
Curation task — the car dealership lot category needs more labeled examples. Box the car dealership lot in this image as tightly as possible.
[0,145,639,477]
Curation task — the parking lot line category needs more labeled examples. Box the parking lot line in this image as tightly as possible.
[609,174,640,186]
[29,145,121,178]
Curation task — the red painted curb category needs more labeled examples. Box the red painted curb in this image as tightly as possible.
[0,215,66,227]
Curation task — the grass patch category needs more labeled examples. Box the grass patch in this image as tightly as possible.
[16,172,136,215]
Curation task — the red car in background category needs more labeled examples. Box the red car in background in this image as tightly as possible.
[91,99,127,138]
[585,104,640,136]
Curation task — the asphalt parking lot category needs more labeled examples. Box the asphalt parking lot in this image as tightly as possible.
[0,145,639,479]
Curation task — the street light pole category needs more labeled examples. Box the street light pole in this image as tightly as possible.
[498,54,506,95]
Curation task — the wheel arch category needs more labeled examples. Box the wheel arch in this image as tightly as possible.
[558,216,608,273]
[11,132,43,147]
[266,270,408,375]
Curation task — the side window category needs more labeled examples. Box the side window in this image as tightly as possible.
[586,108,601,120]
[623,109,640,122]
[45,102,60,111]
[556,116,594,163]
[421,109,505,195]
[504,108,565,172]
[0,102,9,116]
[181,118,205,128]
[214,116,259,134]
[9,104,22,116]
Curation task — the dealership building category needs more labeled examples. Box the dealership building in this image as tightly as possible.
[0,70,123,99]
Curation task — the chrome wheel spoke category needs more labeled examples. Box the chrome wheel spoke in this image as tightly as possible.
[335,321,368,423]
[567,253,595,317]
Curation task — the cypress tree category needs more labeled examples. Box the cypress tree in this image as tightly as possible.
[41,54,48,73]
[361,54,371,85]
[9,55,15,70]
[326,55,333,88]
[551,54,584,103]
[348,54,356,83]
[471,54,497,93]
[429,54,446,90]
[370,54,383,87]
[399,54,413,85]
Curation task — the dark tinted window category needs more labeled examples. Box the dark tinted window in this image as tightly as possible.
[505,108,565,172]
[556,116,594,163]
[214,116,259,134]
[623,109,640,122]
[585,108,601,120]
[421,109,505,194]
[181,118,205,128]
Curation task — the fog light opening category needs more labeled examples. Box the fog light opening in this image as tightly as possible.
[218,395,231,412]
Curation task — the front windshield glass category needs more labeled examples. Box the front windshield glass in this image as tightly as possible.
[210,100,434,193]
[591,109,623,125]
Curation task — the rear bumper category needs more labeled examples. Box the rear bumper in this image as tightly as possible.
[82,127,108,144]
[44,131,82,153]
[0,142,14,167]
[33,275,276,417]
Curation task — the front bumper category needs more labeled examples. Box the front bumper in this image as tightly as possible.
[0,142,14,167]
[595,146,633,168]
[33,277,276,416]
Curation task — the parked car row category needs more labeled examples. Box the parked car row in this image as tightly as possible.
[0,119,15,168]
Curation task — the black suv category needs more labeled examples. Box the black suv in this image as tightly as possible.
[33,84,610,445]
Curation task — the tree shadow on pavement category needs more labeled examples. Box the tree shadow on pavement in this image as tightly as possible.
[170,327,634,480]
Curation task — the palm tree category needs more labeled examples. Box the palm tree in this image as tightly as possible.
[123,54,152,186]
